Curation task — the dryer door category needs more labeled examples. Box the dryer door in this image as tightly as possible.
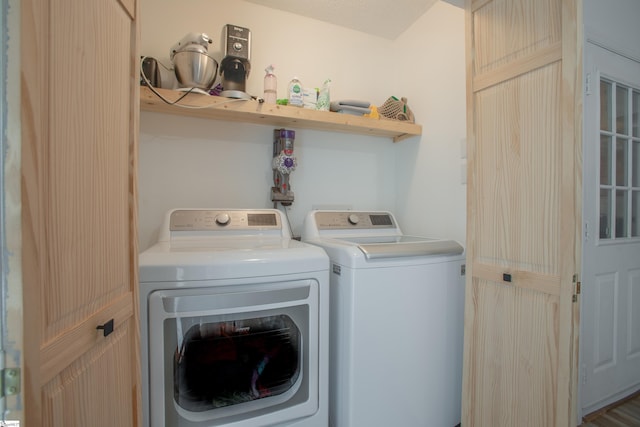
[147,279,320,427]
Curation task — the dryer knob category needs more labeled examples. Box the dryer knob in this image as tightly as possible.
[348,214,360,225]
[215,213,231,226]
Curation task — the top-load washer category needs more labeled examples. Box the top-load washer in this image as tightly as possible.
[301,210,466,427]
[139,209,329,427]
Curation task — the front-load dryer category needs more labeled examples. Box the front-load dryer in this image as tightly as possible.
[139,209,329,427]
[301,210,465,427]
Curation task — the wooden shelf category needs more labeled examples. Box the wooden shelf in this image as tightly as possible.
[140,86,422,142]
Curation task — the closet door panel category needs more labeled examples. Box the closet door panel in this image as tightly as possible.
[473,64,562,273]
[41,321,136,427]
[465,278,559,426]
[472,0,562,75]
[463,0,580,425]
[45,0,132,339]
[22,0,141,424]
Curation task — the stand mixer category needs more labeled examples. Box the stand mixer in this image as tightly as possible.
[170,32,218,93]
[219,25,252,100]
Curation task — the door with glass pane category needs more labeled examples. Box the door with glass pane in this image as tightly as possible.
[580,43,640,416]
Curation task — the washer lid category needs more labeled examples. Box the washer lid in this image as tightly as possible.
[338,235,464,259]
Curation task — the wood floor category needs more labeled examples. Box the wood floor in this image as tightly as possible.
[580,392,640,427]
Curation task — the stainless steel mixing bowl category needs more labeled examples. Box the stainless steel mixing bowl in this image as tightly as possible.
[173,50,218,90]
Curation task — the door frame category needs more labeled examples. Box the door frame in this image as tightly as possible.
[0,0,6,416]
[2,0,23,422]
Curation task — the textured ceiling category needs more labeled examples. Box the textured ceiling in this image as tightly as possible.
[243,0,463,40]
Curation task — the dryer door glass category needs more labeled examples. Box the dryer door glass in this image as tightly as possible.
[174,314,302,411]
[148,280,319,426]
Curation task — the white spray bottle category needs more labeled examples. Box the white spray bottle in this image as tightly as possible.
[264,65,277,104]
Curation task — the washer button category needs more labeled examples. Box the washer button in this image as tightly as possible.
[348,214,360,225]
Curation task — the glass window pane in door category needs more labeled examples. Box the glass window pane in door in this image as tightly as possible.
[616,138,629,186]
[615,189,628,238]
[633,191,639,237]
[600,189,612,239]
[601,80,613,132]
[617,86,629,135]
[601,135,613,185]
[633,90,639,137]
[634,140,640,187]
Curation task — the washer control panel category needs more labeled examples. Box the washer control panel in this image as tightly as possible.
[170,209,281,231]
[314,211,396,230]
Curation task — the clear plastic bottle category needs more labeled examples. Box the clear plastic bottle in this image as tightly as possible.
[264,65,277,104]
[288,77,303,107]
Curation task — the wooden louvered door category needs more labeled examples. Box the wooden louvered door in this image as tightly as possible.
[21,0,141,425]
[462,0,582,426]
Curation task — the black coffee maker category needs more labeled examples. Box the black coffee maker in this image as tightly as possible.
[219,25,251,100]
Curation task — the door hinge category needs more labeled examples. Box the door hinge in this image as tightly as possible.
[1,368,20,397]
[586,73,592,95]
[573,274,581,294]
[584,221,590,242]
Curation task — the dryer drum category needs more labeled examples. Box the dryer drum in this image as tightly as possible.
[174,315,301,412]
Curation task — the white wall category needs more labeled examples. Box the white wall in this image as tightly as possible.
[139,0,466,249]
[584,0,640,61]
[392,1,467,243]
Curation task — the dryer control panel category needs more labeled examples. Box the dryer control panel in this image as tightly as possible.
[169,209,282,231]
